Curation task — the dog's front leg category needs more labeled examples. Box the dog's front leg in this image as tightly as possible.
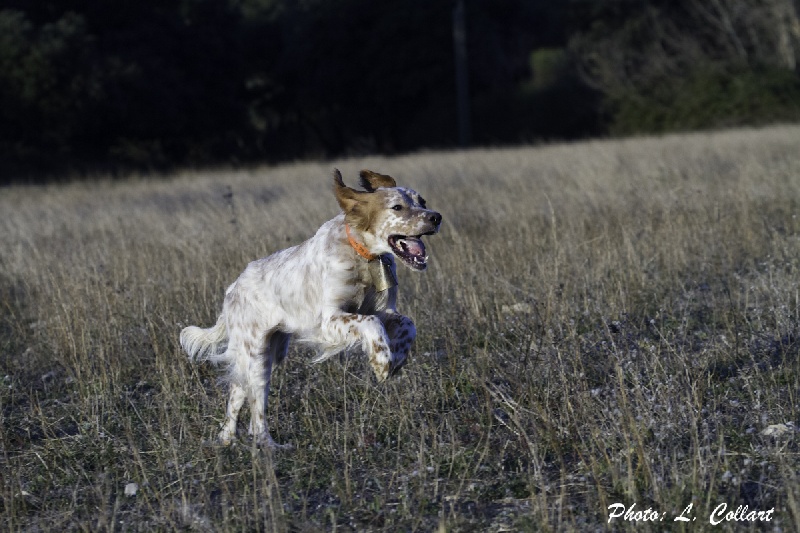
[380,312,416,376]
[324,313,392,381]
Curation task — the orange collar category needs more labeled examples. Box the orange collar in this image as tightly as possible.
[345,223,378,261]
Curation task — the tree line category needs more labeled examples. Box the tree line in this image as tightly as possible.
[1,0,799,180]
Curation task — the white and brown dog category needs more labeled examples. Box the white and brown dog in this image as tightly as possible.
[180,169,442,447]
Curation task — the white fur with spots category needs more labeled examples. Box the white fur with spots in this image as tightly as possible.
[180,170,441,448]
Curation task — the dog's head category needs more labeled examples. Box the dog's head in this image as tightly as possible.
[333,169,442,271]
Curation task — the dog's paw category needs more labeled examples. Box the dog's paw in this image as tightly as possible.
[218,429,237,447]
[369,357,391,382]
[388,353,408,378]
[378,368,391,382]
[388,364,404,378]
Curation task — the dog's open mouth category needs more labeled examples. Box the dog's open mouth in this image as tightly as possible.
[388,235,429,270]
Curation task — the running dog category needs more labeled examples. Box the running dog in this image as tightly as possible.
[180,169,442,447]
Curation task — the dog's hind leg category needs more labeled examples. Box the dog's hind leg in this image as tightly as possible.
[219,382,246,445]
[217,324,267,445]
[248,331,292,449]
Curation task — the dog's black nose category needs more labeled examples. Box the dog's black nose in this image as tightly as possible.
[429,212,442,225]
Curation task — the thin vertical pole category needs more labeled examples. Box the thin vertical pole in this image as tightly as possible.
[453,0,471,147]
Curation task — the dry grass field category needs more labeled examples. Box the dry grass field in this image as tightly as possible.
[2,125,800,531]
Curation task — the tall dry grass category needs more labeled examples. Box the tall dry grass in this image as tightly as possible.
[2,125,800,531]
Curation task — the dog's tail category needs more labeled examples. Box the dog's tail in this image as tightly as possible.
[180,315,228,363]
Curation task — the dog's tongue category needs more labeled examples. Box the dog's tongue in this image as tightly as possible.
[400,237,426,258]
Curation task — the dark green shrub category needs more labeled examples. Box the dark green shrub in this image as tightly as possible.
[610,64,800,135]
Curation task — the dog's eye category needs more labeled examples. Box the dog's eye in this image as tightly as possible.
[419,198,427,208]
[392,205,403,211]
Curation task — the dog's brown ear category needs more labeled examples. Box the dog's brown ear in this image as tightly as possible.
[359,169,397,192]
[333,169,359,212]
[333,169,381,231]
[333,168,347,191]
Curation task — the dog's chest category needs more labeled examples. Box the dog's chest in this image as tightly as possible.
[338,259,392,314]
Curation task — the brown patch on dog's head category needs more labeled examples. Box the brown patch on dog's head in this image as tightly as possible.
[333,168,442,269]
[359,169,397,192]
[333,169,387,231]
